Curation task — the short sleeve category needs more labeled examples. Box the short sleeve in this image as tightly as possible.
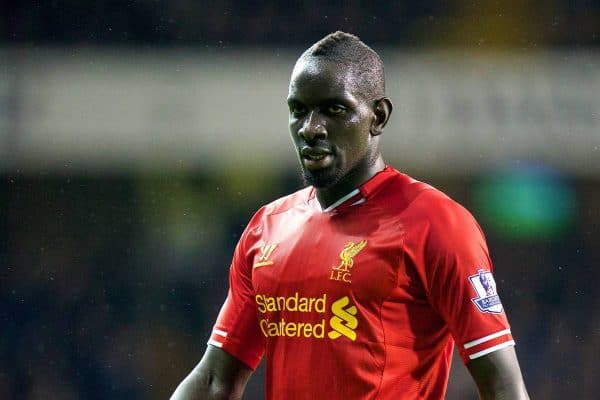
[422,195,515,364]
[207,219,265,370]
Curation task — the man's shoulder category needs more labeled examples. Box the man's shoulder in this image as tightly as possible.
[382,172,484,252]
[401,179,482,245]
[383,170,472,224]
[377,169,447,211]
[252,186,313,220]
[239,187,312,246]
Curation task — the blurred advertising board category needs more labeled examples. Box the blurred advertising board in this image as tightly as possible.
[1,48,598,175]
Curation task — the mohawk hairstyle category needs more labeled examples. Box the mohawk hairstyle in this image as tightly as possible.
[300,31,385,100]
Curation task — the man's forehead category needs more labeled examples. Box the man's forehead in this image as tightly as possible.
[289,57,360,98]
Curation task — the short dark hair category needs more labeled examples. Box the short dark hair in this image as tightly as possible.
[300,31,385,100]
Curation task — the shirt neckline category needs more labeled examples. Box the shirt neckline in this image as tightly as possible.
[313,166,396,212]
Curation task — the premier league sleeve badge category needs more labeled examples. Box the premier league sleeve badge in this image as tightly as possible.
[468,269,504,314]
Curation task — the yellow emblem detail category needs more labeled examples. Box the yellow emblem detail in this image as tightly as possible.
[253,244,277,268]
[329,240,367,282]
[328,296,358,341]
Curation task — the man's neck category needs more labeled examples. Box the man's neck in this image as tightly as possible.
[315,157,385,210]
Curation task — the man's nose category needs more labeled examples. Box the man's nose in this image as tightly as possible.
[298,111,327,142]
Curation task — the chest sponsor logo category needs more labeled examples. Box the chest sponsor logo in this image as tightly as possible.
[469,269,503,314]
[255,293,358,341]
[328,296,358,341]
[253,244,278,268]
[329,239,367,283]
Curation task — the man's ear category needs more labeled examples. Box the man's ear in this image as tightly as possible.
[370,97,393,136]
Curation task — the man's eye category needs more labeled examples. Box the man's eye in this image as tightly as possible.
[327,105,345,114]
[289,105,306,116]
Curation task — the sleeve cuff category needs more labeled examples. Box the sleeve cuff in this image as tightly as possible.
[460,329,515,362]
[207,327,263,370]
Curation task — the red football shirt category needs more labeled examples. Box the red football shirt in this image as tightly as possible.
[209,167,514,399]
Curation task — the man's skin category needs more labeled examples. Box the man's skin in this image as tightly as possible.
[170,346,251,400]
[171,56,529,400]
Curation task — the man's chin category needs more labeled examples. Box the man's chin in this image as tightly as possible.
[302,168,341,188]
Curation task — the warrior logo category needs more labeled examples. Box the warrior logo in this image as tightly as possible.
[329,240,367,283]
[468,269,503,314]
[328,296,358,341]
[253,244,278,268]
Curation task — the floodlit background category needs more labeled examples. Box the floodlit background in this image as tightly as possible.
[1,2,599,399]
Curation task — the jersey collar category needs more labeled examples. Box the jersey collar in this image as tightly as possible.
[315,166,396,212]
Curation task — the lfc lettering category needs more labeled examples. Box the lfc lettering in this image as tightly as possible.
[329,268,352,282]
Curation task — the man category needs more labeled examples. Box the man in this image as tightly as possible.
[171,31,529,400]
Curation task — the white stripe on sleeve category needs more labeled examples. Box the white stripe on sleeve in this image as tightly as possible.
[213,328,228,338]
[468,340,515,360]
[207,339,223,348]
[463,329,511,349]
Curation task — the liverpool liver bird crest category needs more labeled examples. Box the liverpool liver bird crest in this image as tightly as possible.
[334,240,367,272]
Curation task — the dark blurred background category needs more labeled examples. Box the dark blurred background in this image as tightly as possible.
[1,1,599,399]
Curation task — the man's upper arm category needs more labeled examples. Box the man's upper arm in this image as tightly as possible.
[467,346,530,400]
[207,210,266,369]
[170,345,254,400]
[420,195,515,362]
[415,194,528,397]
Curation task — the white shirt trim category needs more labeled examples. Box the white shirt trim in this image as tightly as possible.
[213,328,228,338]
[207,339,224,348]
[463,329,511,349]
[468,340,515,360]
[322,189,361,212]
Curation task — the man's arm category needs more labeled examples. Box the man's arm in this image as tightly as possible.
[467,346,530,400]
[170,345,253,400]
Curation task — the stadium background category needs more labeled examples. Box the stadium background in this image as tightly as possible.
[1,1,599,399]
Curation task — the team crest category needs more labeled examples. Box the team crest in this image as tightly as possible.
[468,269,503,314]
[329,240,367,283]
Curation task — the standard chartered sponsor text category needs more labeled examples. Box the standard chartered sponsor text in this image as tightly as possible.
[255,292,326,313]
[256,292,327,338]
[255,292,358,340]
[259,318,326,338]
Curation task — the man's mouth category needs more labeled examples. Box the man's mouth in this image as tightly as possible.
[303,153,327,161]
[300,147,334,170]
